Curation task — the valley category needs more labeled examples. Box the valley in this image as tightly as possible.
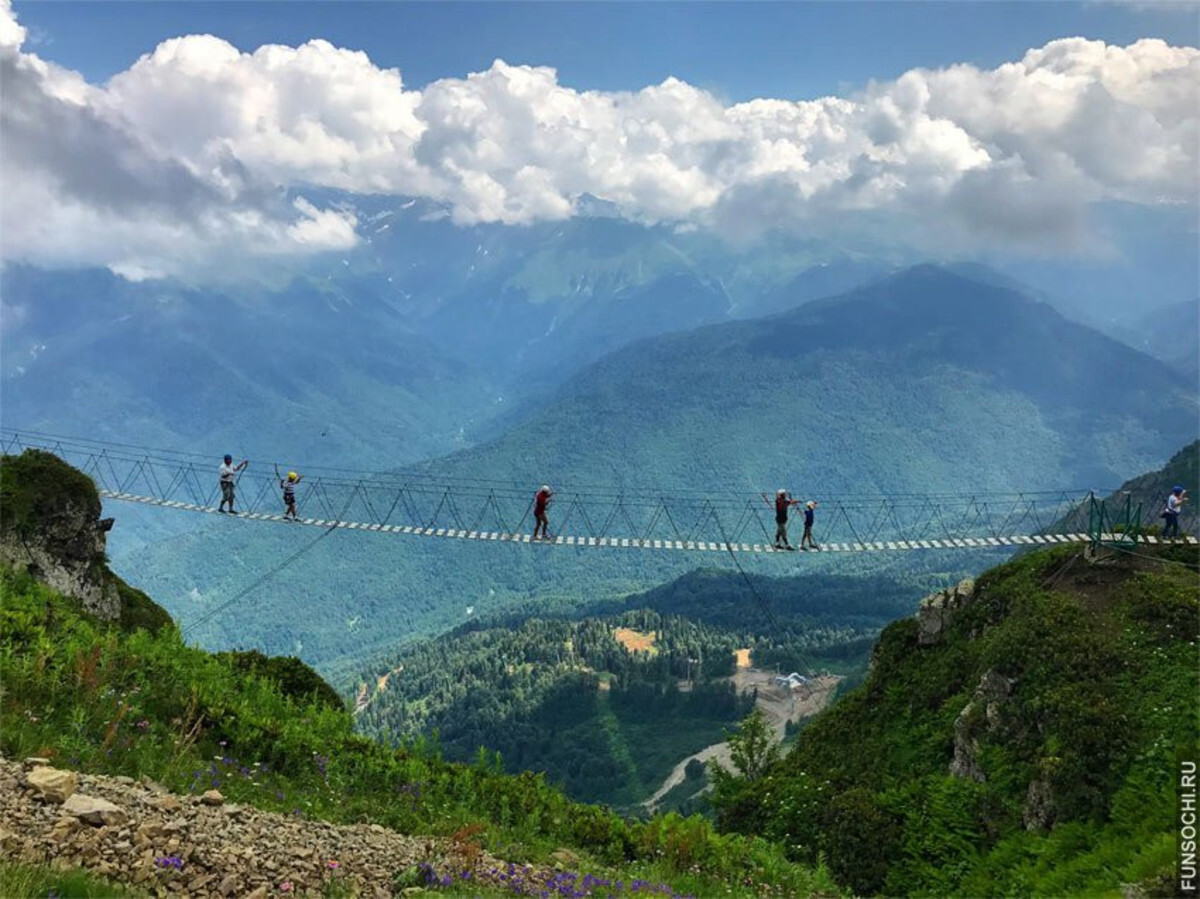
[642,669,842,812]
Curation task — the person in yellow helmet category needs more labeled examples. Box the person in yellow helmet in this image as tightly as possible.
[275,465,303,521]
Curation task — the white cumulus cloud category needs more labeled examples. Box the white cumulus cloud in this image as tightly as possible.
[0,0,1196,279]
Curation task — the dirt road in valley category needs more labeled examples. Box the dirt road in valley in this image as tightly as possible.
[642,670,841,809]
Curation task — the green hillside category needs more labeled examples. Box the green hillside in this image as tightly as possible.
[0,452,829,898]
[120,265,1197,673]
[350,567,938,808]
[353,604,879,808]
[711,541,1199,895]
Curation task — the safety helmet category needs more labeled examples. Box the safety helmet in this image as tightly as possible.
[1174,485,1184,493]
[777,488,787,496]
[541,485,551,493]
[223,454,232,463]
[288,471,298,482]
[807,501,816,509]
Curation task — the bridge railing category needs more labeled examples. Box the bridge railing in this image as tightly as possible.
[3,429,1191,548]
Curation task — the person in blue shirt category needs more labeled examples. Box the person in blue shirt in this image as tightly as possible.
[1162,486,1187,540]
[801,501,820,550]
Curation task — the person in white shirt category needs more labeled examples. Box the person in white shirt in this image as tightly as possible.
[218,454,248,514]
[1162,485,1187,540]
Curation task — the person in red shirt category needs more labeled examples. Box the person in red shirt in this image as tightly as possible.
[533,485,554,540]
[762,489,801,550]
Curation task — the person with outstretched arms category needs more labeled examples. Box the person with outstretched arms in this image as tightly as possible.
[218,454,248,514]
[276,465,303,521]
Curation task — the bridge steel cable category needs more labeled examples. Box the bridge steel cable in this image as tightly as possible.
[3,429,1196,555]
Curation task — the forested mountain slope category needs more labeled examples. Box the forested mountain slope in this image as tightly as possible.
[713,541,1198,896]
[121,265,1198,671]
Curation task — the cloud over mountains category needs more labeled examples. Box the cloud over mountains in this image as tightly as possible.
[1,0,1196,279]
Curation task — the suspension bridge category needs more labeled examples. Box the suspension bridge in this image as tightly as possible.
[3,429,1195,554]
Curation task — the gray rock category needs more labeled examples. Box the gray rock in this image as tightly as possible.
[948,668,1017,782]
[1023,776,1057,830]
[0,498,121,620]
[62,793,128,827]
[201,789,225,806]
[916,578,976,646]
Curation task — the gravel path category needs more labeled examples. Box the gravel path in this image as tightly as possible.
[0,756,520,897]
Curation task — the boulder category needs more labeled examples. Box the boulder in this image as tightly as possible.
[201,789,225,806]
[550,848,581,869]
[62,793,128,827]
[28,766,78,803]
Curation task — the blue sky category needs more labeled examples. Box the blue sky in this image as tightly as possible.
[15,0,1199,100]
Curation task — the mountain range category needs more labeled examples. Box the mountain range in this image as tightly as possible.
[70,264,1198,674]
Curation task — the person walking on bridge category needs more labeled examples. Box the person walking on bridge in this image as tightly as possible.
[276,465,302,521]
[218,454,248,514]
[533,485,554,540]
[801,501,820,550]
[1162,485,1187,540]
[763,489,800,550]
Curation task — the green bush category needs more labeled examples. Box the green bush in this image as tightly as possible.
[0,450,101,536]
[716,545,1199,896]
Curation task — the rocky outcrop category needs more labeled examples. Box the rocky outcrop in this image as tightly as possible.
[949,668,1017,782]
[917,577,976,646]
[1023,776,1057,830]
[0,450,120,621]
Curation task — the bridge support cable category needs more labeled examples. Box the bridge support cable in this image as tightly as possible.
[4,428,1195,553]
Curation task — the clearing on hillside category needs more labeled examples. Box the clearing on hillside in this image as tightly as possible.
[614,627,658,654]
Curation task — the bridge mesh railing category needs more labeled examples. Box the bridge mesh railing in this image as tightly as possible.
[3,428,1193,549]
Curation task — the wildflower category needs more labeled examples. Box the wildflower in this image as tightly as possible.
[279,882,293,892]
[327,860,340,869]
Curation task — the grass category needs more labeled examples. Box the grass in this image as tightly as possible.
[0,860,145,898]
[0,566,831,898]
